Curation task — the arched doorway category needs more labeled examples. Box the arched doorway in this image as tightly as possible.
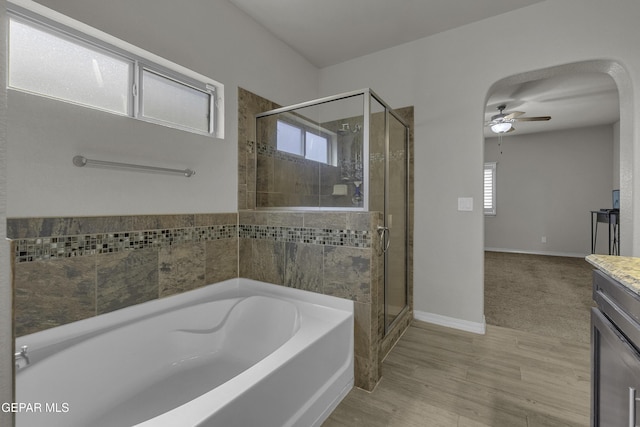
[482,60,631,341]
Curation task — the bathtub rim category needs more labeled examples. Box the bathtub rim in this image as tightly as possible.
[16,278,354,369]
[133,293,353,427]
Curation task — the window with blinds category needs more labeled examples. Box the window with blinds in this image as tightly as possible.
[484,162,496,215]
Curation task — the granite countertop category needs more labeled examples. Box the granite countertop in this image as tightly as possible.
[586,254,640,296]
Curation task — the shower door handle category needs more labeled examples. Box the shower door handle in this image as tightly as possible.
[630,387,640,427]
[377,226,390,253]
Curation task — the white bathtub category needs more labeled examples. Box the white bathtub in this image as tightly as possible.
[15,278,354,427]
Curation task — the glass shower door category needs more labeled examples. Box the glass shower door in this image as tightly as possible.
[384,112,408,331]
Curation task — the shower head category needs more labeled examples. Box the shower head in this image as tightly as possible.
[337,123,350,135]
[338,123,361,135]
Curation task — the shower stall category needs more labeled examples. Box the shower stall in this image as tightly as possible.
[255,88,410,332]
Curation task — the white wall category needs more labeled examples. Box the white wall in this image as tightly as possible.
[484,125,614,256]
[6,0,319,217]
[318,0,640,326]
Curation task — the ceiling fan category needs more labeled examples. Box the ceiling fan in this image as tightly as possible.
[487,104,551,134]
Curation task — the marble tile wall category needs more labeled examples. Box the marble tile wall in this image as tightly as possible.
[10,209,406,390]
[238,88,281,210]
[238,209,384,390]
[9,213,238,336]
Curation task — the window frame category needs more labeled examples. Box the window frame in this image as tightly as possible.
[484,162,497,216]
[7,1,223,138]
[136,65,216,135]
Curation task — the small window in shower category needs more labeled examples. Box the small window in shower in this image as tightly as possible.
[277,121,304,156]
[276,120,331,164]
[305,132,329,163]
[256,92,364,210]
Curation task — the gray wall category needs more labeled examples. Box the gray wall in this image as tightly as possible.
[0,1,12,423]
[484,125,614,256]
[7,0,319,217]
[318,0,640,327]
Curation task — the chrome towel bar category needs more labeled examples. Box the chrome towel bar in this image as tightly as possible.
[73,155,195,177]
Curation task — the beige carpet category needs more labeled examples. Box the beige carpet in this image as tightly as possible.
[484,251,594,344]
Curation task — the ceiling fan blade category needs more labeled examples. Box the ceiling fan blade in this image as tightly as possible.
[503,111,525,120]
[514,116,551,122]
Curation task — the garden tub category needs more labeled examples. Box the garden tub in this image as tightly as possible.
[15,278,354,426]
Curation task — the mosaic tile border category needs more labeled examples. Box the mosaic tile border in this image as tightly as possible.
[14,222,371,262]
[15,225,237,263]
[239,224,370,248]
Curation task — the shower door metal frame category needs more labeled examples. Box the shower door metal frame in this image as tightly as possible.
[369,91,410,335]
[256,88,410,335]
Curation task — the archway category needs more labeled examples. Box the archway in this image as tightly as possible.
[482,59,631,340]
[484,60,633,255]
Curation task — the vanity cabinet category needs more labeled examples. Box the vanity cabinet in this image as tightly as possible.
[592,269,640,426]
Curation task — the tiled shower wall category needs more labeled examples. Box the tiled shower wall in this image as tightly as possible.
[238,89,280,210]
[8,213,238,336]
[255,113,360,209]
[238,210,385,390]
[238,87,415,391]
[9,209,388,390]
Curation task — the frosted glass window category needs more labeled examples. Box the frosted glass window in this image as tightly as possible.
[7,8,223,138]
[141,70,211,133]
[277,121,304,156]
[305,132,328,163]
[9,17,131,115]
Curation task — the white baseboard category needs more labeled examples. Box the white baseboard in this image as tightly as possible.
[484,247,587,258]
[414,310,486,335]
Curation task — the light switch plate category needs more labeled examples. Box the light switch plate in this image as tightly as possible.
[458,197,473,211]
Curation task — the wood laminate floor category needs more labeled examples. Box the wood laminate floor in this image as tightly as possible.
[323,321,590,427]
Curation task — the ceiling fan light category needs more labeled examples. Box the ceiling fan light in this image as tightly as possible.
[491,122,513,134]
